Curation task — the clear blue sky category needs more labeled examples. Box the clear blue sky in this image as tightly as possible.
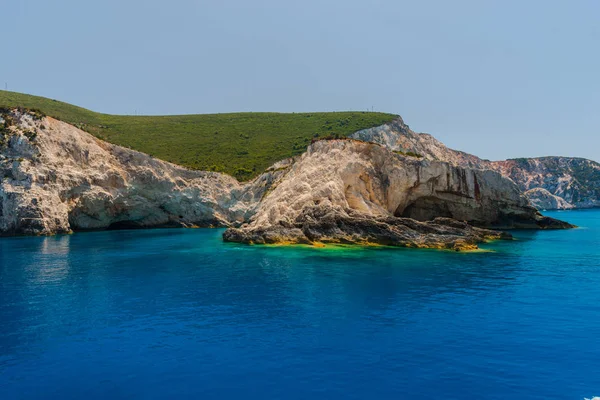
[2,0,599,162]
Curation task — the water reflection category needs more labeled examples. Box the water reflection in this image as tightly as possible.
[31,236,72,284]
[0,228,527,359]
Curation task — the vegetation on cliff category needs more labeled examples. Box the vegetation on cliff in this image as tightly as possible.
[0,90,397,180]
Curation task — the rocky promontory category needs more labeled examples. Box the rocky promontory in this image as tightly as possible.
[224,204,512,251]
[223,139,572,249]
[351,117,600,209]
[1,109,574,249]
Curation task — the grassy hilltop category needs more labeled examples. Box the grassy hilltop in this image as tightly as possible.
[0,90,397,180]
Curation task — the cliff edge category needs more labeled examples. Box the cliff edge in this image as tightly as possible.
[224,140,572,249]
[1,109,573,250]
[351,118,600,209]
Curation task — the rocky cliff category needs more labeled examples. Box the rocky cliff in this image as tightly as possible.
[224,140,571,249]
[1,109,572,249]
[523,188,574,210]
[351,118,600,209]
[493,157,600,209]
[0,109,289,235]
[350,118,488,169]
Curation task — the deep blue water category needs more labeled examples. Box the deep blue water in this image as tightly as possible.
[1,210,599,400]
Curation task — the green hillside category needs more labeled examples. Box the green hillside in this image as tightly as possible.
[0,90,397,180]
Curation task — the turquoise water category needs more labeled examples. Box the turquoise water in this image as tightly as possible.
[1,210,599,399]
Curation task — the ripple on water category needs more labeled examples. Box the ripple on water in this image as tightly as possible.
[0,210,599,399]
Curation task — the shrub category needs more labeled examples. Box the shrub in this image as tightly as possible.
[24,129,37,141]
[234,167,254,180]
[393,150,423,158]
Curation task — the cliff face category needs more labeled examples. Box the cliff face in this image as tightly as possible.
[224,140,570,248]
[352,118,600,209]
[350,118,488,169]
[0,110,288,235]
[523,188,574,210]
[492,157,600,209]
[0,110,572,246]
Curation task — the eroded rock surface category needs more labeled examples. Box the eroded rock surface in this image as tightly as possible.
[352,118,600,209]
[224,140,572,248]
[524,188,575,210]
[0,110,289,235]
[1,110,574,247]
[224,204,512,251]
[494,158,600,209]
[350,117,489,169]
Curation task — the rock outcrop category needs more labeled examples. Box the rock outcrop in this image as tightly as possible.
[224,204,512,251]
[350,117,489,169]
[0,109,574,248]
[352,118,600,209]
[224,140,572,248]
[524,188,574,210]
[493,157,600,209]
[0,110,289,235]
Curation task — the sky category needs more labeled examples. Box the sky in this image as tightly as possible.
[2,0,599,162]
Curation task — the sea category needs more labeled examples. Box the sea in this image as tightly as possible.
[1,210,599,400]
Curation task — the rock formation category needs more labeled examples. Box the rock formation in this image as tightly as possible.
[224,140,572,248]
[350,117,489,169]
[224,204,512,251]
[0,109,574,249]
[0,109,289,235]
[493,157,600,209]
[351,118,600,209]
[523,188,574,210]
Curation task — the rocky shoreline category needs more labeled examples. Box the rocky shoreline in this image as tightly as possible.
[222,139,574,250]
[223,204,515,251]
[0,109,577,249]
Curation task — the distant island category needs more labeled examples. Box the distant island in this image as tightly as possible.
[3,90,598,250]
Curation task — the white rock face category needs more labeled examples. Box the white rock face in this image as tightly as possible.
[493,158,600,209]
[524,188,574,210]
[231,139,560,238]
[0,111,289,235]
[352,118,600,209]
[0,110,572,238]
[351,118,489,169]
[255,139,520,226]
